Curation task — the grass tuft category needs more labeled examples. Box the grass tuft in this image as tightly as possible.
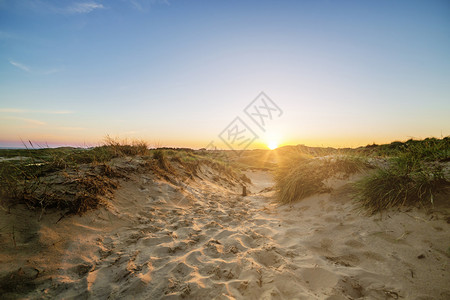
[355,167,448,214]
[103,135,149,156]
[152,149,174,172]
[275,154,369,204]
[355,140,450,214]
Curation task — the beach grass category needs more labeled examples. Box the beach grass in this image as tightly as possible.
[0,138,150,213]
[355,137,449,214]
[274,137,449,209]
[275,153,370,204]
[0,138,248,214]
[358,137,449,160]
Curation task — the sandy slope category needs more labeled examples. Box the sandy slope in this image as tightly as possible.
[1,167,449,299]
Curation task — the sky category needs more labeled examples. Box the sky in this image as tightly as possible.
[0,0,449,149]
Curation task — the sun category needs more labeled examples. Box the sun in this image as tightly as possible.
[265,130,282,150]
[267,141,278,150]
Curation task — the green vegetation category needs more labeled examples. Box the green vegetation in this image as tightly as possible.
[275,153,369,204]
[153,149,173,172]
[4,136,446,215]
[0,138,150,214]
[355,138,449,214]
[274,137,449,213]
[358,137,449,161]
[103,135,149,157]
[0,138,247,214]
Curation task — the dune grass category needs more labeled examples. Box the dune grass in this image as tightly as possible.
[0,138,149,184]
[355,138,449,214]
[0,138,248,213]
[152,149,174,172]
[275,153,370,204]
[274,137,449,210]
[0,138,150,213]
[359,137,449,161]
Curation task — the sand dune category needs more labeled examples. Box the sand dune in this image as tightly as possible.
[1,165,449,299]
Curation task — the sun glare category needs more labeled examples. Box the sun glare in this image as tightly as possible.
[268,141,278,150]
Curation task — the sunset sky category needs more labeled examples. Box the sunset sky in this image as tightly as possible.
[1,0,449,149]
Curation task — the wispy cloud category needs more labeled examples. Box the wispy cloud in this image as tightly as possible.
[65,2,104,14]
[9,60,31,72]
[0,108,73,114]
[2,116,46,126]
[8,59,64,75]
[23,118,46,126]
[1,1,104,15]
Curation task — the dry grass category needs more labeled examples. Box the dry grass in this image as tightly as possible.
[0,138,249,214]
[0,137,149,213]
[274,137,450,210]
[152,149,174,172]
[275,154,370,204]
[103,135,149,156]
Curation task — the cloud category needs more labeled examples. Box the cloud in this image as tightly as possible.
[65,2,104,14]
[22,118,46,126]
[0,108,73,114]
[0,1,104,15]
[9,60,31,72]
[2,116,46,126]
[7,59,64,75]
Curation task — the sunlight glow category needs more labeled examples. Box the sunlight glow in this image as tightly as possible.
[267,141,278,150]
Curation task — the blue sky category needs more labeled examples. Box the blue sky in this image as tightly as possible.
[0,0,449,148]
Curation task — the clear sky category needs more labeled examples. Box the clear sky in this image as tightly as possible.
[1,0,449,149]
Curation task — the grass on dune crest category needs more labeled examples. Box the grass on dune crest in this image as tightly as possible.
[103,135,149,157]
[0,137,248,214]
[355,138,450,214]
[274,137,449,211]
[166,149,250,182]
[0,137,150,213]
[360,137,449,161]
[275,153,370,204]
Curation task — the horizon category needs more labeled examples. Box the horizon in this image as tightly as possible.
[0,135,448,151]
[1,0,449,150]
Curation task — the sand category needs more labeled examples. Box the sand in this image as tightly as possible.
[1,165,449,299]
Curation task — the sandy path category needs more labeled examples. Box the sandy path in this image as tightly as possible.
[1,169,449,299]
[81,170,285,299]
